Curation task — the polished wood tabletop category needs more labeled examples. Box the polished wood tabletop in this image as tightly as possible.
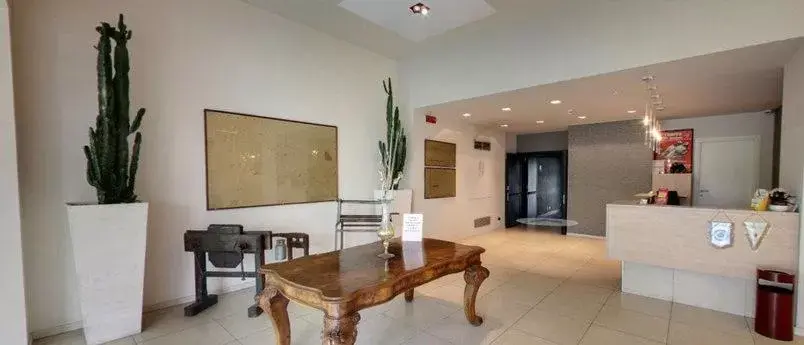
[256,238,489,345]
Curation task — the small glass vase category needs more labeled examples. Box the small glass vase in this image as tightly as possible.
[377,199,395,259]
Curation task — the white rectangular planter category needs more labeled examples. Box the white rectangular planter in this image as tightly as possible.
[66,202,148,345]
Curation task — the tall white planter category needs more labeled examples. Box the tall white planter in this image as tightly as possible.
[66,202,148,345]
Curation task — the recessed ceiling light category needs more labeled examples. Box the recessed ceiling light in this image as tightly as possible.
[577,116,587,119]
[410,2,430,15]
[501,107,512,112]
[627,110,637,114]
[500,124,509,128]
[549,100,562,105]
[462,113,471,117]
[536,120,545,124]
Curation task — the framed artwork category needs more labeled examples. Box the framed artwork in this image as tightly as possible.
[424,139,457,168]
[654,129,694,173]
[424,167,457,199]
[204,109,338,210]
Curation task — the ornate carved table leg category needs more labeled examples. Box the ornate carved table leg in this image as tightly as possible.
[463,265,490,326]
[405,289,414,302]
[322,312,360,345]
[257,286,291,345]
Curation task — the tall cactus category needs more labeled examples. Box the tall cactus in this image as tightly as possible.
[83,14,146,204]
[378,78,406,191]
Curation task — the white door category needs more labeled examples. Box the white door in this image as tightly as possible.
[694,136,760,208]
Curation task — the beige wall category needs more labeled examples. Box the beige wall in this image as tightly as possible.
[781,46,804,330]
[0,1,29,343]
[408,109,506,241]
[12,0,396,335]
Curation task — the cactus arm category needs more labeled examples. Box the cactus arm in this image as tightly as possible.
[130,108,145,134]
[124,132,142,203]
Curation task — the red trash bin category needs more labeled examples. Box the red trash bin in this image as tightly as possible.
[755,269,795,341]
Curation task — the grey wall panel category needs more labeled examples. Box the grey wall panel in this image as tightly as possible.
[517,131,568,152]
[568,120,652,236]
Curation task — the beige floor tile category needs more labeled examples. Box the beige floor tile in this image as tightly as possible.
[382,295,459,329]
[549,282,614,305]
[402,332,455,345]
[480,282,551,307]
[593,305,669,342]
[236,318,320,345]
[668,321,754,345]
[33,330,137,345]
[753,332,804,344]
[568,265,621,290]
[422,282,468,306]
[579,325,663,345]
[491,329,558,345]
[604,292,671,319]
[426,304,530,345]
[134,304,214,343]
[354,314,420,345]
[204,290,260,320]
[505,272,564,291]
[511,309,592,345]
[139,322,234,345]
[671,302,749,335]
[215,309,272,339]
[535,292,605,322]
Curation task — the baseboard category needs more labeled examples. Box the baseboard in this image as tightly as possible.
[30,320,83,340]
[30,281,256,340]
[796,326,804,336]
[566,232,606,240]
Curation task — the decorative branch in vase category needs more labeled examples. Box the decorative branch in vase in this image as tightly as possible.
[376,77,407,259]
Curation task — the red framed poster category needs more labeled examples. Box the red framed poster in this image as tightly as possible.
[654,129,693,173]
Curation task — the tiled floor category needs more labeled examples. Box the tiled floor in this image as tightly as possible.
[35,228,803,345]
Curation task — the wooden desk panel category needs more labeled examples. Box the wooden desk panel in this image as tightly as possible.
[607,204,798,279]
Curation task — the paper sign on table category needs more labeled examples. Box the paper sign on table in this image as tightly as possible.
[402,213,423,242]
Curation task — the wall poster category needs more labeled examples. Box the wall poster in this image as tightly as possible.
[654,129,694,173]
[204,109,338,210]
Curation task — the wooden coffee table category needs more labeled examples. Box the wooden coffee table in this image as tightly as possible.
[256,238,489,345]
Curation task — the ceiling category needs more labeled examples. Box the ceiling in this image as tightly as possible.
[338,0,495,42]
[422,39,803,134]
[242,0,533,57]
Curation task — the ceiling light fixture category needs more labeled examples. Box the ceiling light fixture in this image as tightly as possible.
[577,116,587,119]
[536,120,545,124]
[627,110,637,114]
[501,107,512,112]
[462,113,471,117]
[500,124,509,128]
[549,100,562,105]
[410,2,430,15]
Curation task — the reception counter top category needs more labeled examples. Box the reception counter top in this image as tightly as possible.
[607,203,799,279]
[607,203,799,316]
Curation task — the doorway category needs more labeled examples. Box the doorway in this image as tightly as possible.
[693,136,760,208]
[505,151,568,234]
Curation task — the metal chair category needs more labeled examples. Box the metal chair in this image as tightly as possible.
[335,199,393,250]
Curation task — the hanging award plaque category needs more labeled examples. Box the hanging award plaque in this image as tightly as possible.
[707,221,734,248]
[743,213,770,251]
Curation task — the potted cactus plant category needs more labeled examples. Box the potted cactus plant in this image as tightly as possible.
[65,15,148,345]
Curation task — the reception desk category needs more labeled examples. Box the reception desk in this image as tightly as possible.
[607,202,799,316]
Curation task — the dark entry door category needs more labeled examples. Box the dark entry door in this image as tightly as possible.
[505,153,524,227]
[505,151,568,232]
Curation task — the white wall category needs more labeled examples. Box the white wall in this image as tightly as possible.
[408,111,506,241]
[782,47,804,330]
[0,2,29,344]
[12,0,396,334]
[401,0,804,108]
[781,48,804,197]
[662,112,776,189]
